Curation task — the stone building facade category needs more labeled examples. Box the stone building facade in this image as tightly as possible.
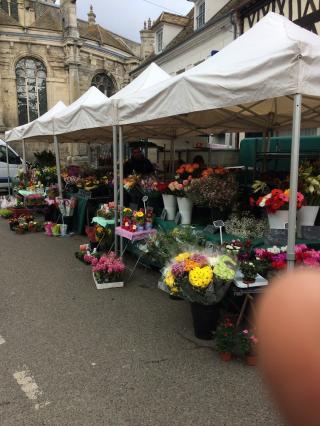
[0,0,140,161]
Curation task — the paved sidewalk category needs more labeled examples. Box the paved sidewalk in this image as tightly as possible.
[0,220,281,425]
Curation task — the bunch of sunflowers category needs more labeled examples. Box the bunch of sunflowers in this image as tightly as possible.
[163,250,237,304]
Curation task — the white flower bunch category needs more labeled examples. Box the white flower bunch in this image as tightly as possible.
[225,212,267,240]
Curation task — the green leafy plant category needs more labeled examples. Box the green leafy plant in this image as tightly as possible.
[33,150,56,167]
[299,162,320,206]
[240,261,257,283]
[0,209,13,218]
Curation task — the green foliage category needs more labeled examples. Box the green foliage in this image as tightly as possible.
[33,150,56,167]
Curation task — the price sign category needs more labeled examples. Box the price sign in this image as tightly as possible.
[213,220,225,245]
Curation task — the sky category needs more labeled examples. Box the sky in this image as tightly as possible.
[74,0,193,42]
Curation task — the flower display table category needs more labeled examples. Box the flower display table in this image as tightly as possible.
[115,227,157,281]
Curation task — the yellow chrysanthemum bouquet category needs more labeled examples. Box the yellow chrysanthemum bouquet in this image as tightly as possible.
[163,250,237,305]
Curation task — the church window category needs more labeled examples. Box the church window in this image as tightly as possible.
[91,73,115,97]
[15,57,48,125]
[0,0,19,21]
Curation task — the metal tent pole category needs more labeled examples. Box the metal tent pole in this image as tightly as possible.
[5,140,10,195]
[22,139,26,173]
[287,94,302,270]
[53,135,63,198]
[119,126,124,256]
[112,125,118,254]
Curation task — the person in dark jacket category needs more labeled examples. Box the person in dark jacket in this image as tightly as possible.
[123,148,155,177]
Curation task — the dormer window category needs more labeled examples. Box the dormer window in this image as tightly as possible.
[156,29,163,53]
[196,1,205,29]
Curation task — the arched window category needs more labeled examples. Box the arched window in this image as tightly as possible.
[15,57,48,125]
[91,73,115,97]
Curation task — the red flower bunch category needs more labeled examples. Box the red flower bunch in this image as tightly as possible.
[256,189,304,214]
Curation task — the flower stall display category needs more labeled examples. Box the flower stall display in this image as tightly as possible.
[163,250,237,339]
[253,185,304,229]
[85,251,125,289]
[25,194,45,207]
[297,162,320,234]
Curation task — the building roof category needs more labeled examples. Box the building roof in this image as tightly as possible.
[30,4,63,31]
[151,12,190,30]
[132,5,233,75]
[78,21,134,55]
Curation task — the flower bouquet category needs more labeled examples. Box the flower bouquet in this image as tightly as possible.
[97,202,115,220]
[163,250,237,305]
[255,189,304,213]
[89,252,125,289]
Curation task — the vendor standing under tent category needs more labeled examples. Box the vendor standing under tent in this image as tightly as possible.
[124,148,155,177]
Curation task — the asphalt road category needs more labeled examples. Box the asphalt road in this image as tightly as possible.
[0,220,281,425]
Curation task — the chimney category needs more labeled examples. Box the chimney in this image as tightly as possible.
[88,5,96,26]
[140,18,154,60]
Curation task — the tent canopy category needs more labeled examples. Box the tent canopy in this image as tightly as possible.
[52,63,171,141]
[22,86,109,142]
[5,101,67,143]
[112,13,320,136]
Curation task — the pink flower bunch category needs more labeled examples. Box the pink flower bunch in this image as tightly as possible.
[83,253,98,266]
[92,252,125,276]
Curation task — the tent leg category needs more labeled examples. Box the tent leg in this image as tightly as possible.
[119,126,124,257]
[287,94,302,270]
[170,139,174,176]
[53,135,63,198]
[22,139,26,173]
[113,125,118,254]
[5,141,10,196]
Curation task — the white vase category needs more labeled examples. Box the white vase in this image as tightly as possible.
[162,194,177,220]
[177,197,193,225]
[267,210,289,229]
[297,206,319,237]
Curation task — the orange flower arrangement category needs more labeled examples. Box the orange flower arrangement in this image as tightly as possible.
[201,167,228,178]
[176,163,200,177]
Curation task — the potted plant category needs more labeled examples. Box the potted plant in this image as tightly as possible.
[297,162,320,236]
[163,251,237,340]
[215,317,236,361]
[237,329,258,366]
[253,182,304,229]
[133,210,145,231]
[239,261,258,284]
[90,252,125,289]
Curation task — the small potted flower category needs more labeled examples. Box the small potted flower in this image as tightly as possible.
[239,261,257,285]
[237,329,258,366]
[215,317,236,362]
[9,217,19,231]
[122,208,133,230]
[52,223,61,236]
[134,210,145,231]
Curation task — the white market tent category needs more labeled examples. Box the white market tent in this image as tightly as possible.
[4,101,67,193]
[109,12,320,267]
